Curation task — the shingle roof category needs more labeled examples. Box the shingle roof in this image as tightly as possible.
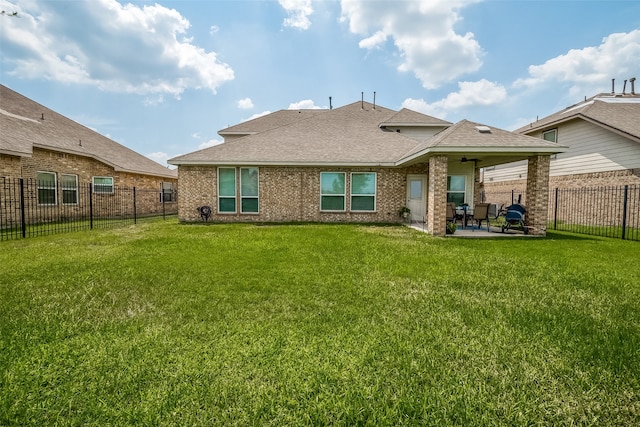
[171,101,422,166]
[0,84,177,179]
[398,120,563,164]
[170,101,566,167]
[516,94,640,142]
[380,108,452,127]
[218,109,327,136]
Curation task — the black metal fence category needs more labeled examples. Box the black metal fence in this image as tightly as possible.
[483,184,640,241]
[1,178,177,240]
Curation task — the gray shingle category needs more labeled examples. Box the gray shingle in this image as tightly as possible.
[0,84,177,178]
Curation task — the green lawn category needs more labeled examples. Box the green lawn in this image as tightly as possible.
[1,221,639,426]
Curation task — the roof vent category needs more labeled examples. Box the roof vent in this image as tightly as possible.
[475,125,491,133]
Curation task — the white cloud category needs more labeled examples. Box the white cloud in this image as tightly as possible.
[198,139,223,149]
[237,97,254,109]
[402,79,507,118]
[288,99,324,109]
[0,0,234,98]
[146,151,173,167]
[340,0,483,89]
[246,111,272,121]
[279,0,313,30]
[514,30,640,97]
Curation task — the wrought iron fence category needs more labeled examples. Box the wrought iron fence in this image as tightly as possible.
[483,184,640,241]
[1,178,177,240]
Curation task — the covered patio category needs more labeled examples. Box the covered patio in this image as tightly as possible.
[397,120,567,237]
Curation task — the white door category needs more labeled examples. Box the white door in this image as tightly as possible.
[406,175,427,223]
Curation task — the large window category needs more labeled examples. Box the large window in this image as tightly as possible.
[320,172,346,211]
[93,176,114,194]
[350,172,376,211]
[240,167,259,213]
[218,167,237,213]
[447,175,466,205]
[37,171,57,205]
[61,174,78,204]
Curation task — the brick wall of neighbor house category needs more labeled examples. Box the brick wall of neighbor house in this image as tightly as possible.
[483,168,640,206]
[0,154,22,178]
[177,164,429,223]
[1,148,177,224]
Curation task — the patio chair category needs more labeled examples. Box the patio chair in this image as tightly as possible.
[446,202,457,225]
[472,203,490,231]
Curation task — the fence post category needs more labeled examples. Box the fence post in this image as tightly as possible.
[133,187,137,224]
[554,188,559,230]
[622,185,628,240]
[162,188,166,220]
[511,189,514,205]
[89,183,94,230]
[19,178,26,238]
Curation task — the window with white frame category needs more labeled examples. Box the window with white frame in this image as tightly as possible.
[543,129,557,143]
[161,181,175,203]
[93,176,114,194]
[350,172,376,211]
[61,174,78,204]
[218,167,237,213]
[447,175,466,205]
[37,171,57,205]
[240,167,259,213]
[320,172,346,211]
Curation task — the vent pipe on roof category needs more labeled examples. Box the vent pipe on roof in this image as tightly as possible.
[623,79,628,94]
[612,78,615,94]
[329,96,332,110]
[631,77,636,95]
[361,92,364,109]
[40,113,44,120]
[373,91,376,110]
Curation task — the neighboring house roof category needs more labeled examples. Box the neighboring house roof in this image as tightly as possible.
[170,101,566,168]
[0,84,177,179]
[516,93,640,143]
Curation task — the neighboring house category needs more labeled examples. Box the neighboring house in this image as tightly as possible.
[0,84,178,217]
[169,100,564,236]
[483,92,640,193]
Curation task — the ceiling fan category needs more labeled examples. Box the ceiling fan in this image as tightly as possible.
[461,156,480,163]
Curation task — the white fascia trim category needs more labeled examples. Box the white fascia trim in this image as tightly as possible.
[395,145,568,166]
[168,160,398,167]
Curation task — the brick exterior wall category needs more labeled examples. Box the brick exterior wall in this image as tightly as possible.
[525,155,550,235]
[484,168,640,194]
[427,155,448,236]
[177,164,429,224]
[1,148,178,224]
[0,154,22,177]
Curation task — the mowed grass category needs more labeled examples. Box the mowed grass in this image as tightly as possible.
[1,221,639,426]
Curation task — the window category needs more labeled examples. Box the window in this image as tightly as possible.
[240,167,259,213]
[543,129,557,143]
[320,172,345,211]
[351,172,376,211]
[218,167,237,213]
[37,171,57,205]
[447,175,466,205]
[93,176,114,194]
[61,174,78,204]
[161,181,175,203]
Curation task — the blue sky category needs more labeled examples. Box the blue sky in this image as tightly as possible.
[1,0,639,168]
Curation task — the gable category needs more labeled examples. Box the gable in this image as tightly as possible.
[0,84,177,179]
